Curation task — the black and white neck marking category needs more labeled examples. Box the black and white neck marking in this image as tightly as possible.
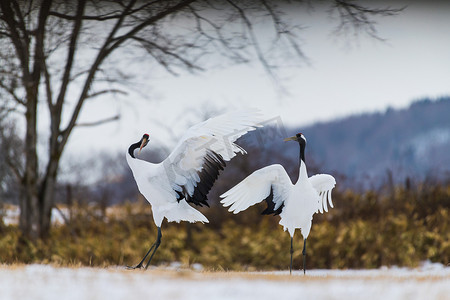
[128,134,149,158]
[297,133,306,164]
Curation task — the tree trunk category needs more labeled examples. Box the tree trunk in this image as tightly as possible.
[19,88,40,240]
[19,113,63,239]
[38,156,60,239]
[38,180,55,239]
[16,0,55,240]
[19,125,59,239]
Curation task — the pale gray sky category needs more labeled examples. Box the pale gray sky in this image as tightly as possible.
[64,1,450,158]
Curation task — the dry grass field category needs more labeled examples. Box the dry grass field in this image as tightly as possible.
[1,183,448,300]
[0,263,449,300]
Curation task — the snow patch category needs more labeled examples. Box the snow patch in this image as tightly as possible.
[1,206,69,225]
[0,264,448,300]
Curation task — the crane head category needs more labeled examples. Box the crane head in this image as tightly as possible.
[284,133,306,143]
[138,134,150,154]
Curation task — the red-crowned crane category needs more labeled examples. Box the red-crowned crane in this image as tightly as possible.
[127,110,262,269]
[220,133,336,274]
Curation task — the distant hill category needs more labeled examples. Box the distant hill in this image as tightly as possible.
[294,97,450,189]
[52,97,450,206]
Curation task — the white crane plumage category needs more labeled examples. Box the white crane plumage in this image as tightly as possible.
[220,133,336,274]
[126,110,262,269]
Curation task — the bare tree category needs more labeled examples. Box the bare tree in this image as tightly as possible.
[0,115,22,207]
[0,0,401,239]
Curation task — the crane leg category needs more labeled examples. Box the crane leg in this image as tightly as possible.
[290,237,294,275]
[144,227,162,269]
[302,238,307,275]
[127,227,162,270]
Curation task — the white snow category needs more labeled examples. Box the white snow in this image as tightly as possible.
[1,206,69,226]
[0,263,448,300]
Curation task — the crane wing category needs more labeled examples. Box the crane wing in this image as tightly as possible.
[308,174,336,213]
[174,109,263,160]
[163,109,262,207]
[220,164,293,214]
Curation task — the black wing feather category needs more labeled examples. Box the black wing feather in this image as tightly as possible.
[261,186,284,215]
[178,150,226,207]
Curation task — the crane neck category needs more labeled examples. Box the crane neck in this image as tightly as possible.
[298,139,306,165]
[128,141,141,159]
[297,139,308,180]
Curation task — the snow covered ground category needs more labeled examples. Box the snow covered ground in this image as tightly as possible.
[0,263,449,300]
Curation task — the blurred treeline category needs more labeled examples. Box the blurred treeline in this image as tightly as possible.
[0,127,449,270]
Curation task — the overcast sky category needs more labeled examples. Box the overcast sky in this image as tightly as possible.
[64,1,450,159]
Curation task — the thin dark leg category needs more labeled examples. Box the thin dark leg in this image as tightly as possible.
[290,237,294,275]
[144,227,162,269]
[302,238,307,275]
[127,227,162,270]
[127,244,156,269]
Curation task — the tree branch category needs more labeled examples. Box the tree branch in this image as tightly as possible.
[57,0,138,154]
[48,1,159,21]
[6,159,23,182]
[131,36,203,74]
[42,59,53,109]
[332,1,404,40]
[0,1,31,79]
[11,0,30,43]
[59,0,196,155]
[106,0,197,53]
[226,0,279,82]
[260,0,307,62]
[49,10,121,21]
[188,5,248,63]
[0,102,23,119]
[85,89,127,99]
[75,114,120,127]
[53,205,70,226]
[32,0,52,80]
[0,80,25,105]
[54,0,86,111]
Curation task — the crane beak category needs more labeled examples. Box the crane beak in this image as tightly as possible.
[284,136,297,142]
[138,137,148,155]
